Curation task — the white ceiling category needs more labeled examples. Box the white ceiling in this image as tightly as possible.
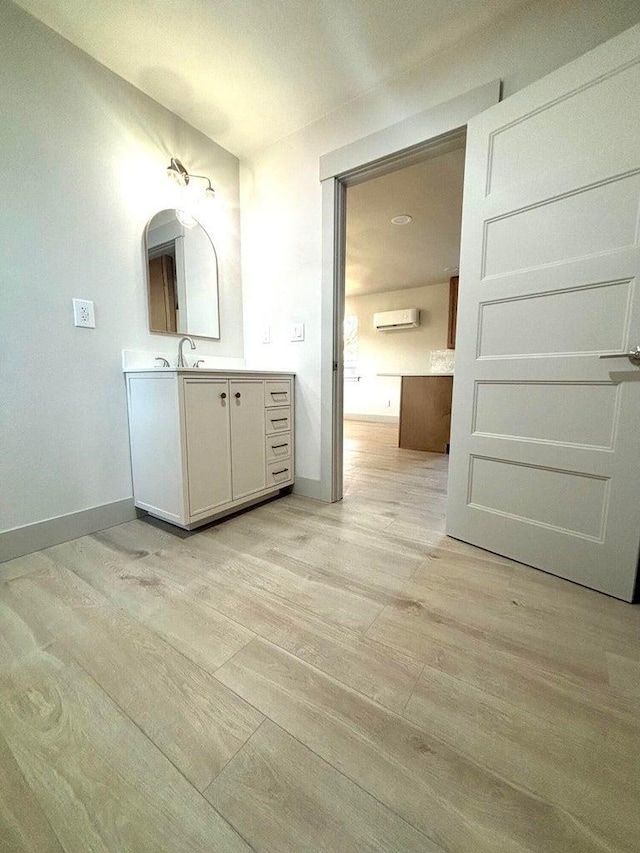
[14,0,528,156]
[345,144,465,297]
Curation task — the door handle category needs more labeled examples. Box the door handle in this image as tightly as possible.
[599,345,640,364]
[235,392,241,399]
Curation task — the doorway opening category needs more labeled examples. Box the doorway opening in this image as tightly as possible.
[318,81,500,504]
[341,140,464,496]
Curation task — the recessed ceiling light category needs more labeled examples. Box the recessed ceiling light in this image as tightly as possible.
[391,214,412,225]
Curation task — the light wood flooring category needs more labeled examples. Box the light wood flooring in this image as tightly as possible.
[1,420,639,852]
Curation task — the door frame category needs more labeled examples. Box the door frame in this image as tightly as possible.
[318,80,502,502]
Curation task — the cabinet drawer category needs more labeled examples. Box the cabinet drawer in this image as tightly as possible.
[266,432,292,463]
[267,459,293,487]
[264,380,291,407]
[265,406,291,434]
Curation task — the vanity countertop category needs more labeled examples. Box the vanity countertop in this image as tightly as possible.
[123,367,295,376]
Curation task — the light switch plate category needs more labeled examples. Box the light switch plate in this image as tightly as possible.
[73,299,95,328]
[291,322,305,342]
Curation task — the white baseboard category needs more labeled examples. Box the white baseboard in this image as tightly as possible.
[0,498,138,565]
[344,413,400,424]
[292,476,327,500]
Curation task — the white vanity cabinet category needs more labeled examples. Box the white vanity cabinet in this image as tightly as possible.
[125,369,294,529]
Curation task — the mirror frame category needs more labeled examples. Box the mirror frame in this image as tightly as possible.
[144,209,221,341]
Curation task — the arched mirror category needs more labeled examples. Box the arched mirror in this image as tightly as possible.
[145,209,220,339]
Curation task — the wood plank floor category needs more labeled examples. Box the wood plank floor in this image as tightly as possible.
[1,420,639,852]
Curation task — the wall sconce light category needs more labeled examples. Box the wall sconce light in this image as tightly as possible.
[167,157,215,200]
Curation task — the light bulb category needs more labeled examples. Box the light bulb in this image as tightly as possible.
[176,209,197,228]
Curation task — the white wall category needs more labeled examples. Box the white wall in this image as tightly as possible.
[240,0,640,487]
[3,0,639,533]
[344,283,450,420]
[0,1,243,533]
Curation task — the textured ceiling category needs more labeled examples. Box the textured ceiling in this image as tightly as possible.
[346,144,465,297]
[13,0,528,155]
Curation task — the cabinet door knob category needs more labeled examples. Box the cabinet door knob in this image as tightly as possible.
[235,392,241,399]
[220,392,227,399]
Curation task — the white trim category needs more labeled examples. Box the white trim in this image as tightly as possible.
[319,81,502,503]
[319,178,346,502]
[293,476,326,500]
[320,80,501,181]
[0,499,137,565]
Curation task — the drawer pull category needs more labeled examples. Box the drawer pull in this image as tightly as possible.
[270,390,287,396]
[220,392,227,399]
[235,392,241,399]
[271,417,287,422]
[272,468,289,476]
[272,442,288,449]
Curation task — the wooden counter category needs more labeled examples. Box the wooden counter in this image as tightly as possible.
[399,375,453,452]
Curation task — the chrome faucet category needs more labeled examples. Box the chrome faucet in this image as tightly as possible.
[177,336,196,367]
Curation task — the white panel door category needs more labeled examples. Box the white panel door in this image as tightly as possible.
[229,380,266,500]
[447,24,640,601]
[183,378,232,517]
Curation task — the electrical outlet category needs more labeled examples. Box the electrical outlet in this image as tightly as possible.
[291,322,305,342]
[261,325,271,344]
[72,299,95,328]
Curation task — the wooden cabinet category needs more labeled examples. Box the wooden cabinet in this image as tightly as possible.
[447,275,459,349]
[399,375,453,453]
[125,370,294,529]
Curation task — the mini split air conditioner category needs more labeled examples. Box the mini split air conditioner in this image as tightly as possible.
[373,308,420,331]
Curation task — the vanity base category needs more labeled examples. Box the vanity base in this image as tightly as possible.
[136,485,289,531]
[125,369,295,531]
